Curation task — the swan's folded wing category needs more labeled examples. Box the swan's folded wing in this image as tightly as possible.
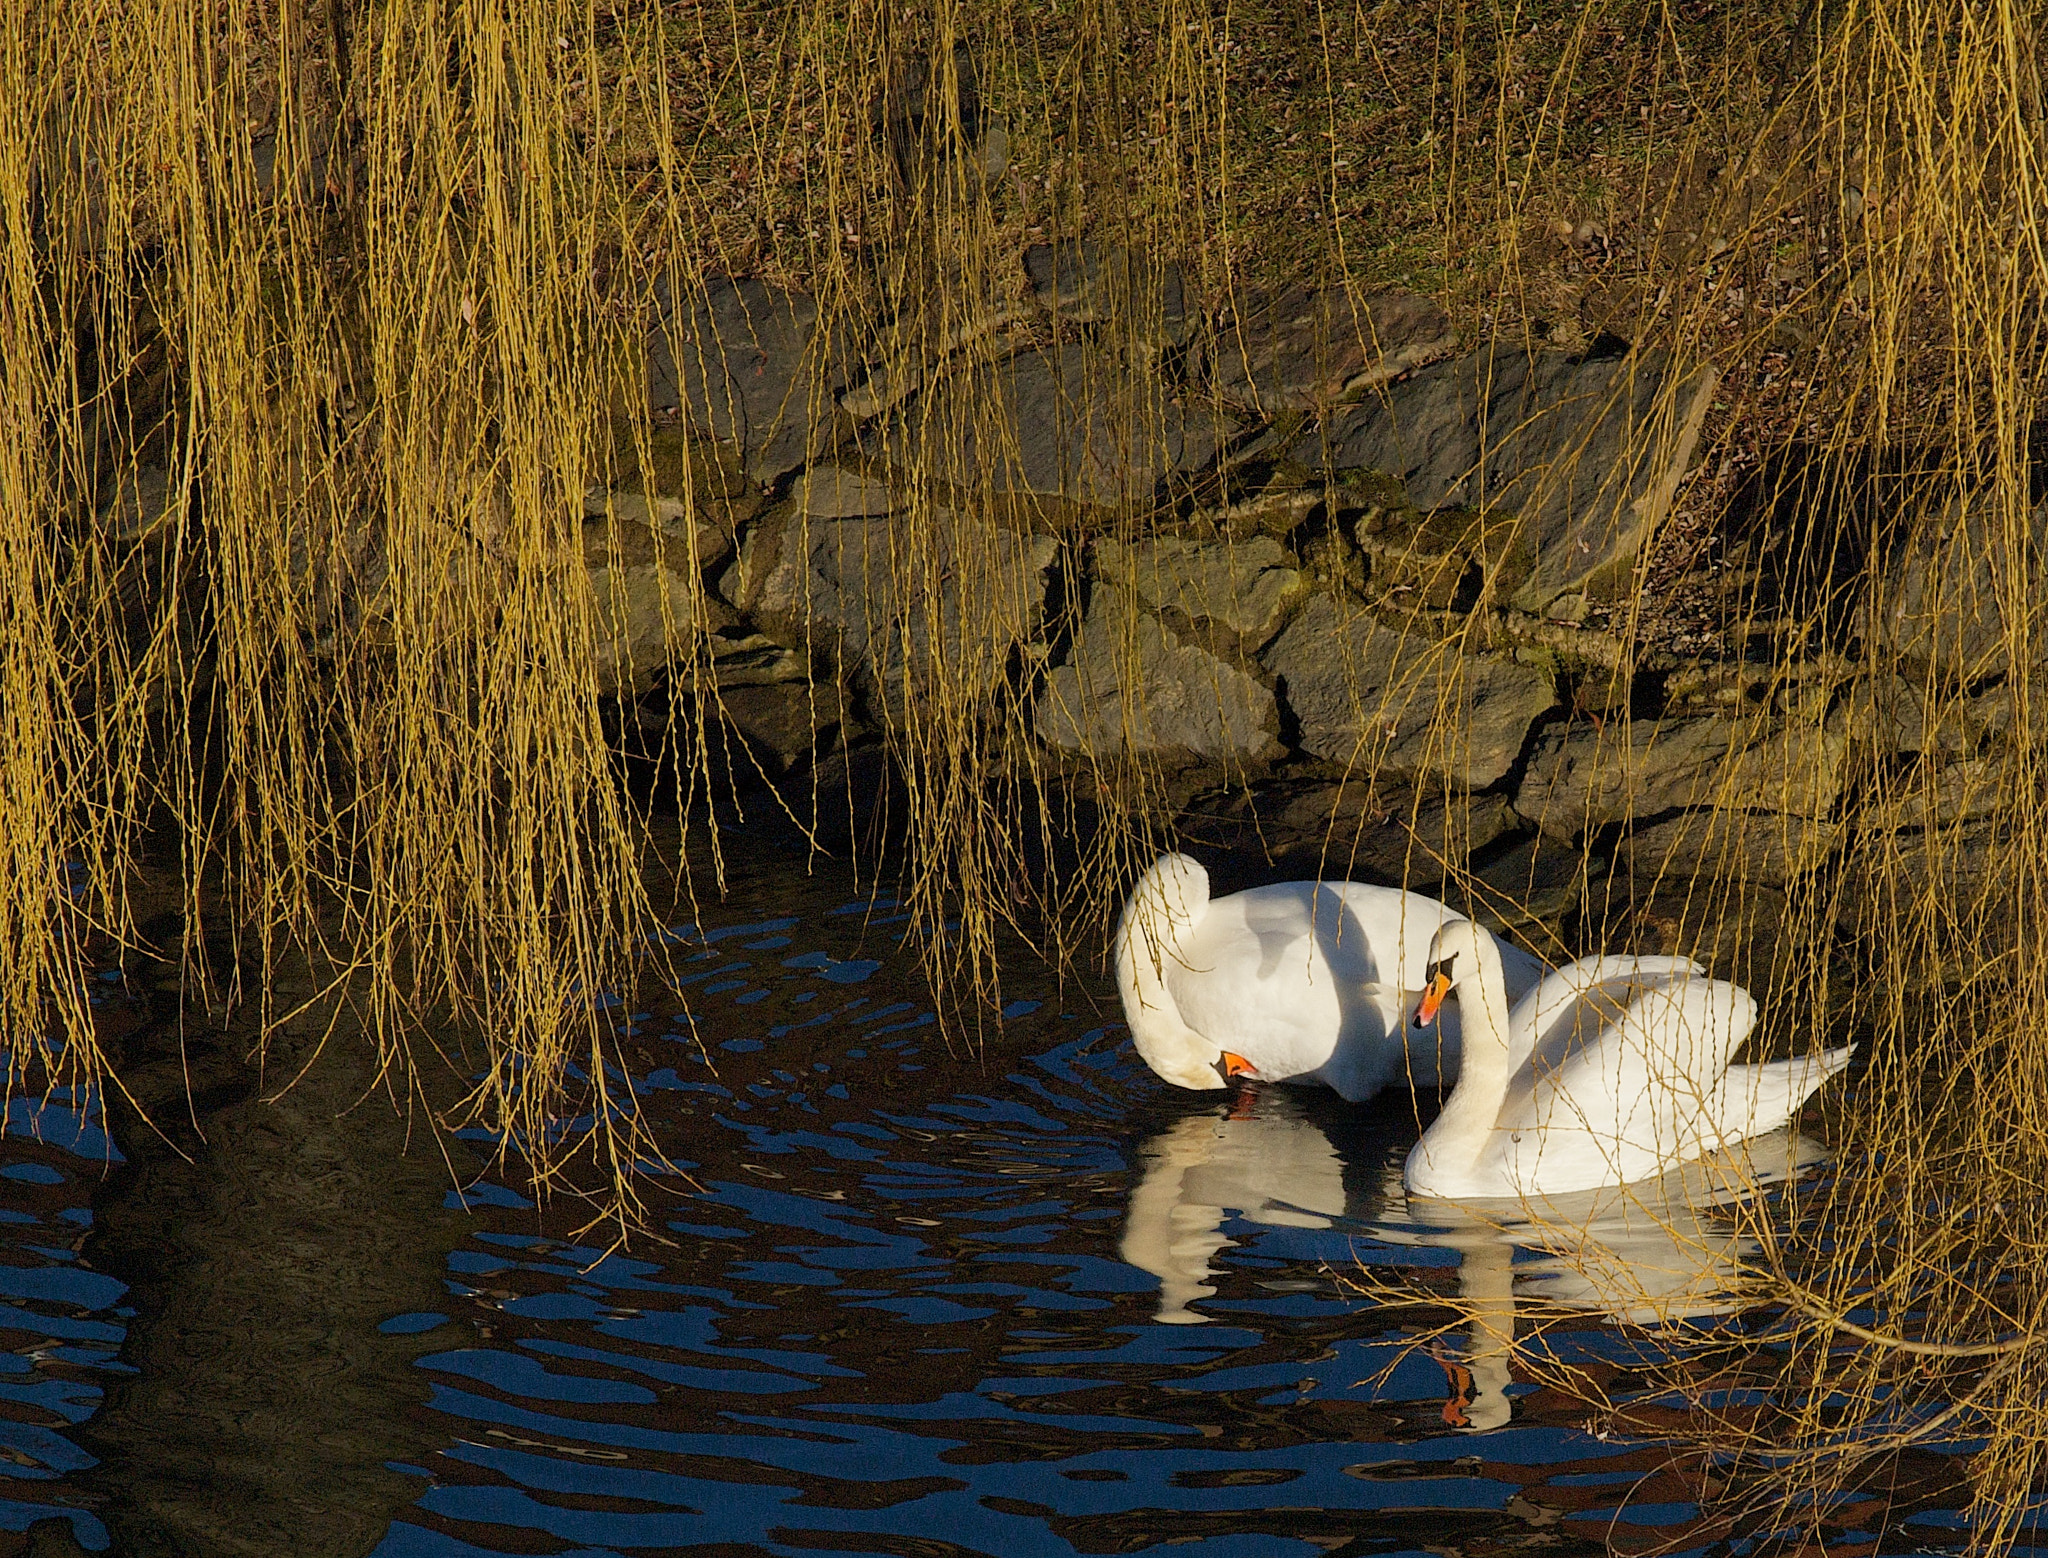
[1627,977,1759,1120]
[1513,976,1759,1175]
[1510,956,1699,1076]
[1168,892,1354,1081]
[1321,882,1464,987]
[1170,889,1316,1006]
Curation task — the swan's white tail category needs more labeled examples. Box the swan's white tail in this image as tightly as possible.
[1723,1043,1855,1138]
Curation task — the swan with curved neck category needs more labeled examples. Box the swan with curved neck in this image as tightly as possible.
[1114,853,1544,1100]
[1405,919,1853,1198]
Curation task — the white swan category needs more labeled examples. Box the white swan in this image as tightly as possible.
[1114,853,1546,1101]
[1404,919,1853,1198]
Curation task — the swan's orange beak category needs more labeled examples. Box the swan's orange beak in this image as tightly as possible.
[1414,970,1453,1029]
[1216,1050,1256,1083]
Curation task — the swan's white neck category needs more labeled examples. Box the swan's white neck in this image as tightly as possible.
[1413,925,1516,1185]
[1114,864,1213,1085]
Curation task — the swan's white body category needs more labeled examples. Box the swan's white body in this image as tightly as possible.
[1405,920,1854,1199]
[1114,853,1546,1100]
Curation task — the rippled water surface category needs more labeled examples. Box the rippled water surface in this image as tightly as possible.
[0,850,2017,1556]
[0,1027,126,1553]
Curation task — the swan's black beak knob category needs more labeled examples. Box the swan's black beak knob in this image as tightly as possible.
[1214,1051,1255,1084]
[1414,968,1453,1029]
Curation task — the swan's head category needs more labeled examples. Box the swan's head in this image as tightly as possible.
[1129,1041,1257,1093]
[1165,1047,1260,1091]
[1413,918,1486,1029]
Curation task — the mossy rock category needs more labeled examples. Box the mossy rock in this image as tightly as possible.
[1353,501,1536,612]
[1294,345,1718,617]
[592,424,761,541]
[1261,593,1558,789]
[608,423,750,501]
[1324,466,1409,519]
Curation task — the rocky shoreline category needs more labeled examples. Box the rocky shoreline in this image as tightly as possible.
[567,244,2027,980]
[97,239,2038,983]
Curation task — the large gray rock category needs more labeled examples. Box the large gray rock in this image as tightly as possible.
[647,278,844,485]
[1845,818,2005,945]
[715,680,850,776]
[899,343,1224,511]
[1293,344,1716,616]
[98,463,180,544]
[714,502,793,615]
[1851,673,2019,761]
[797,464,897,518]
[584,516,735,697]
[752,512,1058,719]
[837,294,1027,422]
[1178,777,1518,886]
[1515,707,1856,836]
[1854,673,1937,758]
[1211,286,1454,412]
[1872,497,2048,685]
[1037,585,1282,764]
[1091,534,1305,646]
[586,427,759,544]
[1024,240,1192,354]
[1261,594,1556,788]
[1352,501,1534,614]
[1601,880,1795,999]
[1465,830,1603,935]
[1896,754,2012,828]
[1618,808,1840,888]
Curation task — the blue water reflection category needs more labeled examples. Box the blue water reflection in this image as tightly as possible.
[0,888,2017,1556]
[367,894,1860,1558]
[0,1026,127,1553]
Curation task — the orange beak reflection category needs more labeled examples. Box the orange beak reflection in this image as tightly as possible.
[1414,971,1453,1028]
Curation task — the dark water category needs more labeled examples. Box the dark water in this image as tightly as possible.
[0,1008,129,1553]
[0,856,2018,1557]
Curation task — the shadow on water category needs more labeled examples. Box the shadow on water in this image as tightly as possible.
[0,823,2019,1557]
[71,997,484,1558]
[0,910,492,1558]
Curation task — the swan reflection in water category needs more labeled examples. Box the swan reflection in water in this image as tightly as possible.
[1120,1087,1825,1429]
[1120,1098,1354,1325]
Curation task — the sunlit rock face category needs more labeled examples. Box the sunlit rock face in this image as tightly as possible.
[1038,584,1284,767]
[893,342,1226,510]
[1209,285,1455,412]
[584,247,1927,965]
[1295,343,1718,617]
[647,277,849,487]
[1262,594,1557,790]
